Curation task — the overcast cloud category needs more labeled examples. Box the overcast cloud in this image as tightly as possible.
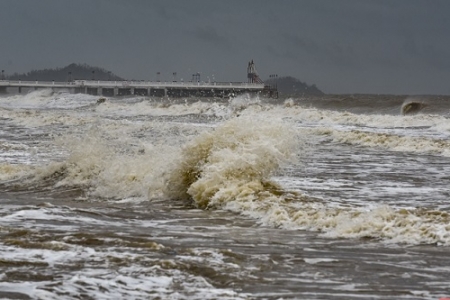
[1,0,450,94]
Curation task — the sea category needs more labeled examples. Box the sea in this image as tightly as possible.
[0,89,449,299]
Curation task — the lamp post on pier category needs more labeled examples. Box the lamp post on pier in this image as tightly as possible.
[269,74,278,89]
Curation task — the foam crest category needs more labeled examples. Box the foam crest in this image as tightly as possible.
[0,163,33,181]
[327,129,450,157]
[2,109,97,128]
[229,94,261,111]
[270,104,448,131]
[95,99,231,117]
[0,89,98,110]
[190,182,450,245]
[291,203,450,245]
[25,130,180,199]
[164,116,300,208]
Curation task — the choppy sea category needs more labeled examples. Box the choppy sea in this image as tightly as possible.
[0,90,450,299]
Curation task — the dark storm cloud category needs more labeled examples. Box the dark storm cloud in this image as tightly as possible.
[1,0,450,94]
[281,34,360,69]
[154,4,174,20]
[191,27,228,45]
[283,35,320,56]
[403,37,450,71]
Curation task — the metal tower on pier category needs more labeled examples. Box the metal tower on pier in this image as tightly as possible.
[247,60,264,84]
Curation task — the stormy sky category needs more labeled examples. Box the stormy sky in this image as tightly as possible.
[1,0,450,95]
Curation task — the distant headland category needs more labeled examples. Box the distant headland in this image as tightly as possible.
[5,63,124,82]
[265,76,324,97]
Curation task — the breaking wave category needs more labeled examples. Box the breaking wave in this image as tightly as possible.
[401,99,427,115]
[163,116,300,208]
[162,116,450,245]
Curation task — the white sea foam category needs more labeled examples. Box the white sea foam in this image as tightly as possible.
[211,187,450,245]
[262,104,450,137]
[304,258,339,264]
[95,98,231,118]
[26,133,177,199]
[0,242,249,300]
[0,89,99,110]
[0,107,97,129]
[0,163,31,180]
[322,128,450,157]
[0,206,117,229]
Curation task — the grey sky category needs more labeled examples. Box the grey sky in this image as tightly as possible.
[1,0,450,94]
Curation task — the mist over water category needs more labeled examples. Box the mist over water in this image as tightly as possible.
[1,90,450,299]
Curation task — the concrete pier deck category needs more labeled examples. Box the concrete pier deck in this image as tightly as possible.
[0,79,277,98]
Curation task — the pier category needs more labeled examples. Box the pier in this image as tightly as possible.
[0,79,276,98]
[0,61,278,98]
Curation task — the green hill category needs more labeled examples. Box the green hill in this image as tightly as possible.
[7,63,124,82]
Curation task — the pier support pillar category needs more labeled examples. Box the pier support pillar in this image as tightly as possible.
[18,87,22,94]
[0,86,7,94]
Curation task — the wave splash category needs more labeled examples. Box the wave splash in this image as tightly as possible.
[164,116,300,209]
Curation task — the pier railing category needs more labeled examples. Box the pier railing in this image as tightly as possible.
[0,79,264,90]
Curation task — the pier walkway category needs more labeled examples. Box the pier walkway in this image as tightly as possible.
[0,79,276,98]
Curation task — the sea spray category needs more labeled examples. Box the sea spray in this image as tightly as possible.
[164,116,301,208]
[16,128,179,199]
[0,163,33,181]
[55,132,184,199]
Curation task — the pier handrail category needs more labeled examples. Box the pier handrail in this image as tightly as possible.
[73,80,264,89]
[1,79,264,89]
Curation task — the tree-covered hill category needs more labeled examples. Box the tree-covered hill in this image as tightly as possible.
[7,63,124,82]
[265,76,324,97]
